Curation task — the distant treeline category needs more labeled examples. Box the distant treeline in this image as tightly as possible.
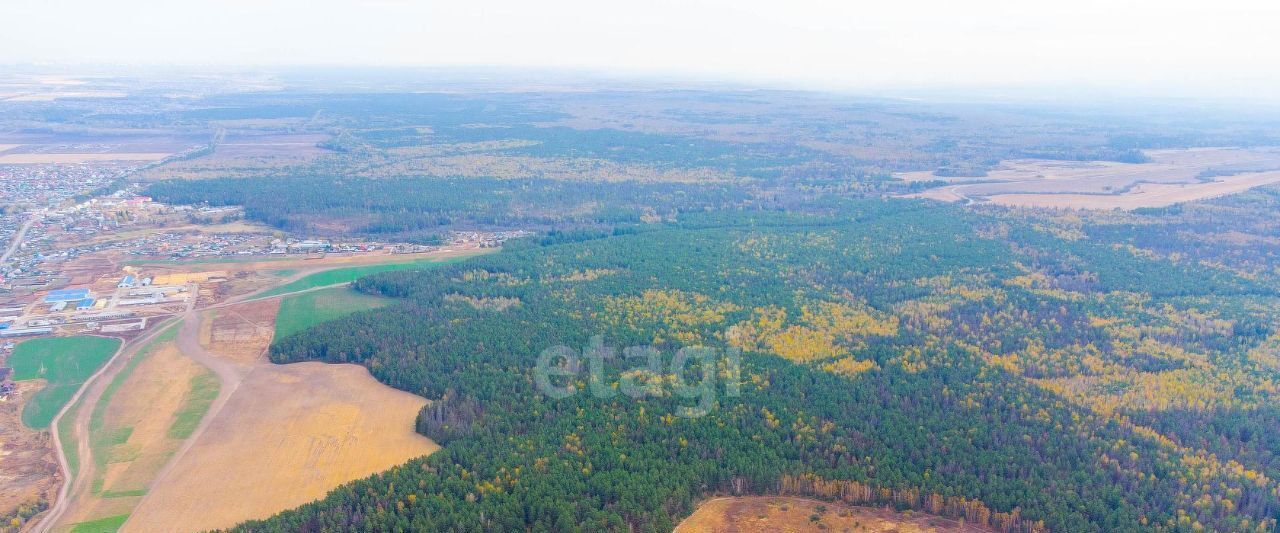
[145,176,755,241]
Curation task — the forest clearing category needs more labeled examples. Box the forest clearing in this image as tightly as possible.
[902,147,1280,209]
[675,497,989,532]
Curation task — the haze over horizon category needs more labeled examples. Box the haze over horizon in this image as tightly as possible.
[3,0,1279,101]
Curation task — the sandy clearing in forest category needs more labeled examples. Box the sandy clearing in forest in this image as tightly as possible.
[123,361,437,532]
[0,152,170,164]
[676,496,990,532]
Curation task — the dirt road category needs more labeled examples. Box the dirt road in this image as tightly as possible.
[118,309,251,525]
[1,214,36,264]
[32,324,172,533]
[31,249,471,531]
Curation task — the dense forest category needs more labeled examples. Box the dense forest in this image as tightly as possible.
[145,176,755,241]
[234,197,1280,532]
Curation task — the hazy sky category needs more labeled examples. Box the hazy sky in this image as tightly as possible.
[4,0,1279,98]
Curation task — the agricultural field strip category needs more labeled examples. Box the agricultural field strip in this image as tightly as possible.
[32,321,177,533]
[33,266,300,529]
[123,292,430,530]
[9,337,123,429]
[117,255,465,529]
[902,148,1280,209]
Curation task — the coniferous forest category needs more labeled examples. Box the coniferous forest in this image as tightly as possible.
[234,192,1280,532]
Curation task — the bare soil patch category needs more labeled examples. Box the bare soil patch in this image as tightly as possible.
[676,496,990,533]
[0,381,60,529]
[202,299,279,366]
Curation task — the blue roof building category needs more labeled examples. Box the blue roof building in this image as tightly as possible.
[45,288,91,303]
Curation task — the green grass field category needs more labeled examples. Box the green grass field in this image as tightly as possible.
[274,287,392,339]
[59,395,83,479]
[167,372,220,439]
[69,513,130,532]
[9,336,122,429]
[256,256,467,298]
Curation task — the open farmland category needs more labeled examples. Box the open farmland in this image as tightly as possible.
[132,132,331,181]
[902,147,1280,209]
[255,255,467,297]
[123,361,437,532]
[119,281,436,532]
[8,337,122,430]
[676,497,989,532]
[200,299,280,365]
[57,328,218,531]
[273,287,390,339]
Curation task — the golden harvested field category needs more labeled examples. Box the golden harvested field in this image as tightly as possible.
[59,341,212,527]
[676,497,989,533]
[123,361,438,532]
[901,147,1280,209]
[986,170,1280,209]
[0,152,170,164]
